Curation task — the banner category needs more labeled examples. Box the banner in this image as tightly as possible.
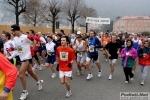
[86,17,110,24]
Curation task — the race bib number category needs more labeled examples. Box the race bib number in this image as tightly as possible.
[103,41,108,45]
[17,45,24,52]
[47,50,52,55]
[77,52,82,57]
[89,46,94,52]
[60,52,68,61]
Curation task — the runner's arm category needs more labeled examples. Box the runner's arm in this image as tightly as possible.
[95,37,102,48]
[0,53,18,91]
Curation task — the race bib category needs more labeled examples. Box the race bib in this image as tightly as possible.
[60,52,68,61]
[103,41,108,45]
[89,46,94,52]
[77,52,82,57]
[17,45,24,52]
[47,50,52,55]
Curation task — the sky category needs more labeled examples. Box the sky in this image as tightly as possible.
[85,0,150,20]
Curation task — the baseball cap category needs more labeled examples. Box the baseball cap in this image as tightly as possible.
[11,24,20,31]
[77,31,81,35]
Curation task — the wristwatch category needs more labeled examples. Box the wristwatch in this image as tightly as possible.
[3,87,11,93]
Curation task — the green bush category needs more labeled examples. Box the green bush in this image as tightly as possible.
[141,31,150,36]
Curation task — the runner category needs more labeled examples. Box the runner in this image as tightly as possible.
[102,33,111,61]
[0,52,18,100]
[45,35,57,78]
[120,39,138,83]
[132,33,142,73]
[29,30,43,70]
[11,24,43,100]
[2,32,17,65]
[138,40,150,85]
[37,32,47,60]
[105,35,121,80]
[75,34,87,76]
[56,36,75,98]
[86,30,102,80]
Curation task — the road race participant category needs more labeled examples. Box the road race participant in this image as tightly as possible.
[138,40,150,85]
[86,30,102,80]
[102,33,111,61]
[2,32,17,65]
[105,35,121,80]
[56,36,75,98]
[132,33,142,74]
[120,39,138,84]
[74,34,87,76]
[0,52,18,100]
[11,24,43,100]
[45,35,57,78]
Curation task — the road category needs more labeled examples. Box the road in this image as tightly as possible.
[13,52,150,100]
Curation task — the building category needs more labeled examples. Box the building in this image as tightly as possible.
[113,16,150,34]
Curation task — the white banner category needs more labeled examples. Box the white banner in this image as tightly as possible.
[86,17,110,24]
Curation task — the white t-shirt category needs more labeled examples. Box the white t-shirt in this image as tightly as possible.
[3,40,17,59]
[46,41,56,55]
[40,37,46,43]
[14,34,32,61]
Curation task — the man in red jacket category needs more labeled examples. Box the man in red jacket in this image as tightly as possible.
[0,53,18,100]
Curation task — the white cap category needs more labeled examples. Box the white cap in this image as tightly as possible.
[77,31,81,35]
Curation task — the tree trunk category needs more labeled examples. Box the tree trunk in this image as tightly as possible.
[72,20,74,33]
[15,1,19,25]
[34,13,37,27]
[86,23,88,33]
[52,16,55,33]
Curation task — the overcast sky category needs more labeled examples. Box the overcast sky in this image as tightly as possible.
[85,0,150,20]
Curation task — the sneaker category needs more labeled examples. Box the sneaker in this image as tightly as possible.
[77,70,82,76]
[20,92,28,100]
[38,80,43,91]
[141,82,144,86]
[69,75,73,80]
[39,65,43,71]
[108,74,112,80]
[33,63,38,69]
[51,73,56,78]
[125,81,129,84]
[98,71,102,77]
[130,78,134,81]
[65,91,72,98]
[25,71,30,77]
[87,73,93,80]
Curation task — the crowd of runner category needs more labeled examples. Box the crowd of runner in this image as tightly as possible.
[0,24,150,100]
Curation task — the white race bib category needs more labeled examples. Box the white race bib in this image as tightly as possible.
[77,52,82,57]
[60,52,68,61]
[89,46,94,52]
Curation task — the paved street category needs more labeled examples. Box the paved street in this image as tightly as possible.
[13,52,150,100]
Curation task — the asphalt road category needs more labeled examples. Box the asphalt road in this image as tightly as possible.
[13,52,150,100]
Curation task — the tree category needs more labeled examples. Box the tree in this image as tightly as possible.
[4,0,28,25]
[43,0,62,33]
[141,31,150,36]
[80,5,98,32]
[63,0,84,33]
[22,0,43,27]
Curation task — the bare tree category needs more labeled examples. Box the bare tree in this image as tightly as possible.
[23,0,44,27]
[43,0,62,33]
[4,0,28,25]
[63,0,84,33]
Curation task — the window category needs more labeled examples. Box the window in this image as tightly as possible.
[128,23,130,26]
[128,27,130,31]
[121,26,124,28]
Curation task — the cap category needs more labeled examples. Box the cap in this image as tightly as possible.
[11,24,20,31]
[77,31,81,35]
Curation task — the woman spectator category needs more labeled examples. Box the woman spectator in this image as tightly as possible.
[120,39,138,84]
[138,40,150,85]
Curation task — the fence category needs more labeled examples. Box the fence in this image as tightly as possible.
[0,25,86,34]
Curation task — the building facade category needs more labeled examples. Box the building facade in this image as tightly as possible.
[113,16,150,34]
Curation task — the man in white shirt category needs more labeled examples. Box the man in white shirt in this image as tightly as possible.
[1,32,17,65]
[11,24,43,100]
